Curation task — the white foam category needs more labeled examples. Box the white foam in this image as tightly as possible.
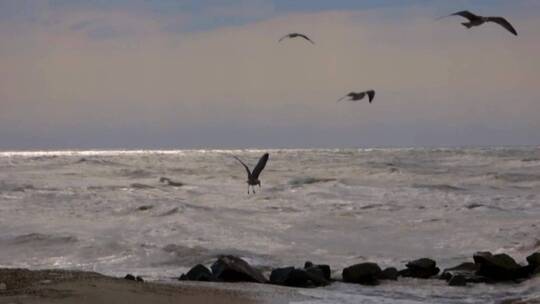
[0,148,539,302]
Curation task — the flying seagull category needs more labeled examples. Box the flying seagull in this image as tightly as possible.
[278,33,315,44]
[337,90,375,103]
[233,153,269,194]
[439,11,517,36]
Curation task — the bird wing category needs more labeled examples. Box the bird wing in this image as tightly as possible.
[366,90,375,103]
[486,17,518,36]
[337,93,354,102]
[233,155,252,178]
[251,153,269,179]
[278,34,291,42]
[298,34,315,44]
[352,92,365,102]
[437,10,478,21]
[337,94,348,102]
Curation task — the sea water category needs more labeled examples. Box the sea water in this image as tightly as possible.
[1,148,539,303]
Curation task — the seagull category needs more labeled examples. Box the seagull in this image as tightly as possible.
[337,90,375,103]
[159,177,183,187]
[278,33,315,44]
[439,11,517,36]
[233,153,269,194]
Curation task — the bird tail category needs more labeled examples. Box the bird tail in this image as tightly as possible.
[461,22,473,29]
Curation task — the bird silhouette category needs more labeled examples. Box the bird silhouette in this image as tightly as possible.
[233,153,269,194]
[159,177,183,187]
[278,33,315,44]
[337,90,375,103]
[439,11,517,36]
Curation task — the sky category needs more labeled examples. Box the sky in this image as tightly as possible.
[0,0,539,149]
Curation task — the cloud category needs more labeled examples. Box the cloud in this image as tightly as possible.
[0,2,539,148]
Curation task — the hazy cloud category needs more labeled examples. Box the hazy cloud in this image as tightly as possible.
[0,1,539,148]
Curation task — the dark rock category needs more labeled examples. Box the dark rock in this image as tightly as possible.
[179,264,212,282]
[448,274,467,286]
[304,261,331,281]
[526,252,540,269]
[399,258,439,279]
[379,267,398,280]
[445,262,478,273]
[211,255,267,283]
[440,262,486,283]
[342,262,382,285]
[124,274,143,282]
[304,267,328,285]
[270,267,329,288]
[270,267,296,286]
[473,252,528,281]
[124,274,136,281]
[138,205,153,211]
[439,271,452,281]
[407,258,436,270]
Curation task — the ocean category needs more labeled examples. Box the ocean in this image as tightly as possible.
[1,147,539,303]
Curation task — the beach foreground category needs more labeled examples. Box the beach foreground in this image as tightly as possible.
[0,268,298,304]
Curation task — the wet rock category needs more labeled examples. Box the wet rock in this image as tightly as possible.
[342,262,382,285]
[304,261,331,281]
[399,258,439,279]
[124,274,143,282]
[0,282,6,290]
[448,274,467,286]
[526,252,540,269]
[270,267,296,286]
[379,267,398,280]
[179,264,212,282]
[440,262,487,283]
[124,274,136,281]
[473,252,528,281]
[303,267,329,285]
[211,255,267,283]
[441,262,476,279]
[270,267,329,288]
[440,272,451,281]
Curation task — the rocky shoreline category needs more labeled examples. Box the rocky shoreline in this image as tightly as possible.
[1,251,538,303]
[175,250,539,288]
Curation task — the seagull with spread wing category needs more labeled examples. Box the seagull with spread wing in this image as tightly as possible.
[278,33,315,44]
[337,90,375,103]
[439,10,518,36]
[233,153,269,194]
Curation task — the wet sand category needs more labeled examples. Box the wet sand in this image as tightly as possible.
[0,268,297,304]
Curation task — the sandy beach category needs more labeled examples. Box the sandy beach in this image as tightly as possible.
[0,268,298,304]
